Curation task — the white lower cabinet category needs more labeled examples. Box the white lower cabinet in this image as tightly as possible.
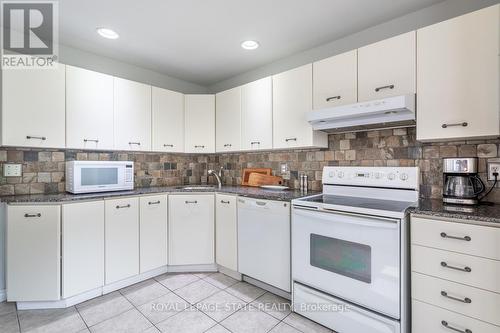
[105,197,140,284]
[6,205,61,301]
[62,201,105,298]
[139,195,168,273]
[215,194,238,271]
[168,194,214,265]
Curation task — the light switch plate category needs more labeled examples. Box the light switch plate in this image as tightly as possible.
[3,164,22,177]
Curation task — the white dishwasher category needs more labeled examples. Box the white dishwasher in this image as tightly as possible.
[237,197,291,292]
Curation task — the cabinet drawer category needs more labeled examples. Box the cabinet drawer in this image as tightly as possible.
[412,272,500,326]
[412,299,500,333]
[412,245,500,293]
[411,216,500,260]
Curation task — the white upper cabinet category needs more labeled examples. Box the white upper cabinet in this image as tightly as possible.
[66,66,114,150]
[113,77,152,151]
[241,77,273,151]
[152,87,184,152]
[313,50,358,109]
[2,65,66,148]
[273,64,328,149]
[184,94,215,153]
[358,31,416,101]
[416,5,500,142]
[216,87,241,152]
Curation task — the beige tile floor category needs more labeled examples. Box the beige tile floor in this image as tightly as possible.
[0,272,333,333]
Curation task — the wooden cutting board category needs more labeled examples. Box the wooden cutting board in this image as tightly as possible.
[248,173,284,187]
[241,168,272,185]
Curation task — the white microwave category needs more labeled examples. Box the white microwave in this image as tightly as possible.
[66,161,134,194]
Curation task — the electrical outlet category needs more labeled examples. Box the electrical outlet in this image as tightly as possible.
[3,164,22,177]
[487,162,500,181]
[280,163,290,180]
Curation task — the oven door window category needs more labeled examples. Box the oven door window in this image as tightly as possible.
[310,234,371,283]
[81,168,119,186]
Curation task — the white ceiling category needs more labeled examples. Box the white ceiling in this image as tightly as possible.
[59,0,444,86]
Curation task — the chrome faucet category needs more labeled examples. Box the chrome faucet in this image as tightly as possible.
[208,167,223,189]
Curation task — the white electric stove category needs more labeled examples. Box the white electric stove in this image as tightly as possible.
[291,166,419,333]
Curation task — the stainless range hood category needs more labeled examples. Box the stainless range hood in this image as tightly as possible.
[307,94,416,133]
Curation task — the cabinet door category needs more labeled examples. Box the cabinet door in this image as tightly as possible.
[215,194,238,271]
[313,50,357,109]
[184,95,215,153]
[241,77,273,150]
[66,66,114,150]
[273,64,327,149]
[114,78,152,151]
[152,87,184,152]
[416,5,499,141]
[139,195,168,273]
[105,197,139,284]
[216,87,241,152]
[358,31,416,101]
[2,65,65,148]
[62,201,104,298]
[168,194,214,265]
[7,205,60,301]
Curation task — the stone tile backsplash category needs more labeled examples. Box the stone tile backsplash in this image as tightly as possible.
[0,127,499,202]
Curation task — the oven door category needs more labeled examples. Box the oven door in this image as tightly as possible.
[292,206,400,318]
[74,164,127,193]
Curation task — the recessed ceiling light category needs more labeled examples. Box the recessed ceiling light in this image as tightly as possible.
[241,40,259,50]
[96,27,119,39]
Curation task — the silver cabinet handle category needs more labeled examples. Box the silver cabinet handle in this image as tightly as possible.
[148,200,161,205]
[26,135,46,140]
[256,201,267,206]
[285,138,297,142]
[116,204,131,209]
[224,144,232,147]
[84,139,99,143]
[129,142,141,145]
[194,145,205,148]
[440,232,471,242]
[164,144,174,147]
[326,95,341,102]
[440,291,471,304]
[251,141,260,145]
[185,200,198,204]
[441,321,472,333]
[375,84,394,92]
[441,261,471,273]
[220,200,230,204]
[442,122,468,129]
[24,213,41,218]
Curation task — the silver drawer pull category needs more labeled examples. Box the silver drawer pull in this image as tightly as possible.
[129,142,141,145]
[185,200,198,204]
[26,135,46,140]
[84,139,99,143]
[442,122,468,129]
[326,95,341,102]
[24,213,41,218]
[375,84,394,92]
[148,201,161,205]
[220,200,230,204]
[440,232,471,242]
[440,291,471,304]
[164,144,174,147]
[256,201,267,206]
[251,141,260,145]
[224,144,232,147]
[194,145,205,148]
[441,320,472,333]
[441,261,471,273]
[116,204,131,209]
[285,137,297,142]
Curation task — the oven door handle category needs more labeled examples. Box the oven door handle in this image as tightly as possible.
[293,206,398,228]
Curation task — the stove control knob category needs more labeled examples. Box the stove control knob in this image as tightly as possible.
[329,171,334,178]
[388,173,396,180]
[337,171,344,179]
[374,172,381,179]
[400,173,409,181]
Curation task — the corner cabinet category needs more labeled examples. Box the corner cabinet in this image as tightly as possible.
[215,194,238,271]
[272,64,328,149]
[2,65,66,148]
[113,78,152,151]
[66,66,114,150]
[152,87,185,152]
[184,95,216,153]
[216,87,241,152]
[241,77,273,151]
[416,4,500,142]
[168,194,215,265]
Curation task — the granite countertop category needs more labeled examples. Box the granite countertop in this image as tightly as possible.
[0,185,316,204]
[410,198,500,227]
